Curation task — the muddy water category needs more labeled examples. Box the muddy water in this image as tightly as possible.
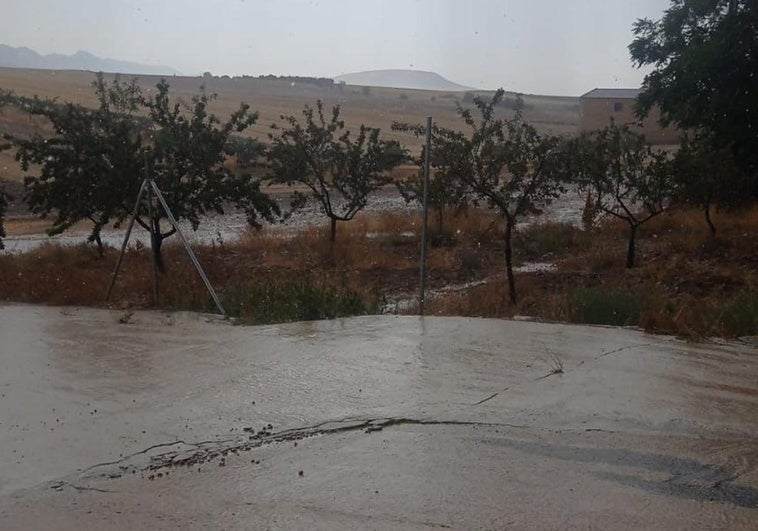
[0,304,756,529]
[1,188,585,253]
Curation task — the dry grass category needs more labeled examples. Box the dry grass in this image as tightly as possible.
[423,207,757,338]
[0,204,755,337]
[0,67,579,183]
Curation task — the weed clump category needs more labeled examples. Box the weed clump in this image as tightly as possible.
[222,280,369,324]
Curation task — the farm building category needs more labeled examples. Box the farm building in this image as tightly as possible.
[579,88,680,145]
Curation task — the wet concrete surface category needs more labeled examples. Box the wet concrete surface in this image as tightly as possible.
[0,304,757,529]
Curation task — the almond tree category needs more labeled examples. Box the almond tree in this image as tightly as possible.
[416,89,567,304]
[14,74,278,264]
[391,121,471,238]
[266,100,404,243]
[16,76,144,256]
[567,123,676,268]
[0,89,29,250]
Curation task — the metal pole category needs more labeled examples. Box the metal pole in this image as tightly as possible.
[105,180,147,301]
[150,181,228,317]
[419,116,432,315]
[145,158,159,307]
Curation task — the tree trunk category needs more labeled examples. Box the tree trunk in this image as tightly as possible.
[150,223,165,273]
[437,207,444,235]
[704,204,717,236]
[329,217,337,243]
[626,223,638,268]
[94,234,104,258]
[504,218,517,304]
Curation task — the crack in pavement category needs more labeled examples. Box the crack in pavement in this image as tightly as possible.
[595,342,657,360]
[468,388,509,405]
[68,417,539,483]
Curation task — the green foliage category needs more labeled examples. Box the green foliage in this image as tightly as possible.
[16,75,144,256]
[222,280,369,324]
[13,73,279,262]
[267,100,405,242]
[0,97,10,249]
[672,135,748,234]
[630,0,758,199]
[411,89,567,303]
[513,222,588,262]
[569,287,643,327]
[225,134,263,170]
[714,291,758,338]
[391,121,471,235]
[565,123,676,267]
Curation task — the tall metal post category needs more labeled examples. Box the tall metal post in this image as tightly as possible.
[151,182,228,317]
[145,156,159,306]
[105,180,147,301]
[419,116,432,315]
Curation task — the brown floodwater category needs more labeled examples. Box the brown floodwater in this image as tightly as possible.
[0,304,756,529]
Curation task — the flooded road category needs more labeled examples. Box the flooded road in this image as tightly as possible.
[0,304,756,529]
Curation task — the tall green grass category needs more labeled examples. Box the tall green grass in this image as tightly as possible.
[221,280,370,324]
[568,286,643,327]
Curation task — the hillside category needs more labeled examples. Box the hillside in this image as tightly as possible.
[0,44,179,76]
[335,69,472,92]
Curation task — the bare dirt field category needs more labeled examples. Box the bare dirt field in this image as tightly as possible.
[0,66,579,184]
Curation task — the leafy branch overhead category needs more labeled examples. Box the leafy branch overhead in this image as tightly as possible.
[267,100,405,242]
[630,0,757,201]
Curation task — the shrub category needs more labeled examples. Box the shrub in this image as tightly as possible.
[568,287,643,327]
[712,291,758,337]
[221,280,369,324]
[513,222,587,262]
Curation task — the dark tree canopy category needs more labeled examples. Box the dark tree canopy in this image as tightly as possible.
[17,75,144,255]
[14,74,278,264]
[630,0,758,198]
[267,100,404,242]
[140,79,278,267]
[671,135,745,234]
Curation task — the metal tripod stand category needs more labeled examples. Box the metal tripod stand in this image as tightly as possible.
[105,170,227,317]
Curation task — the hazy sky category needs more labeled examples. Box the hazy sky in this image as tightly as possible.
[2,0,670,96]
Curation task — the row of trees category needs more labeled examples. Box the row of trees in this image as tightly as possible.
[396,90,682,303]
[0,74,734,306]
[0,75,404,261]
[0,1,754,306]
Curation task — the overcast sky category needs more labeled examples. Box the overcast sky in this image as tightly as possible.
[2,0,670,96]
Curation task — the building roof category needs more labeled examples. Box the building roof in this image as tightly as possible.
[580,88,641,99]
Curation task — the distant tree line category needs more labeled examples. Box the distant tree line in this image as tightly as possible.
[232,74,335,88]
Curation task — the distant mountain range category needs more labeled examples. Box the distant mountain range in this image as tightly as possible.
[0,44,179,76]
[334,69,472,92]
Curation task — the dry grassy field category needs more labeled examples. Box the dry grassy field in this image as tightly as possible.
[0,66,579,185]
